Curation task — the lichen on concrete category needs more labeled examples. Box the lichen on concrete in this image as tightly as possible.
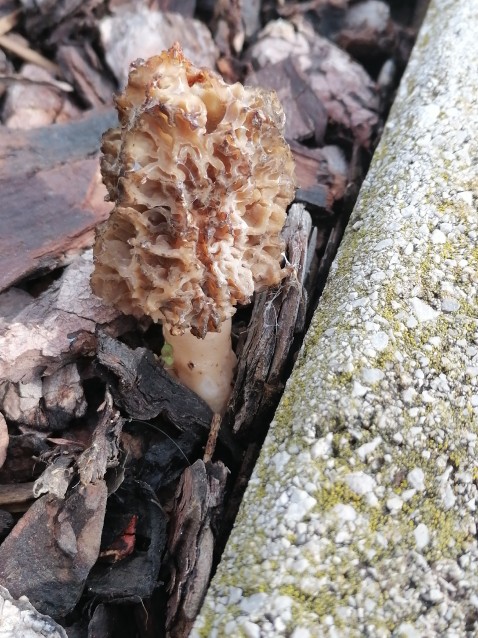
[193,0,478,635]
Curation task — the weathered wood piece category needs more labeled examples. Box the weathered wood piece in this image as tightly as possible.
[293,147,330,192]
[99,9,218,87]
[30,390,123,499]
[0,480,108,617]
[77,391,123,486]
[309,144,366,316]
[0,377,46,429]
[0,510,13,536]
[248,56,327,144]
[87,479,168,602]
[19,0,99,41]
[97,333,214,427]
[0,251,119,384]
[210,0,260,56]
[166,460,228,638]
[0,434,49,485]
[0,394,122,616]
[32,454,74,500]
[332,0,416,72]
[86,604,123,638]
[247,16,379,148]
[227,204,312,437]
[2,62,78,129]
[97,333,240,489]
[334,0,396,60]
[2,101,112,168]
[154,0,196,17]
[0,251,125,434]
[0,481,35,509]
[42,363,87,430]
[0,108,116,291]
[289,141,348,210]
[56,44,114,108]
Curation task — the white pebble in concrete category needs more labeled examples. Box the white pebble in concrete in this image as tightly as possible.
[407,468,426,491]
[430,229,446,244]
[414,523,430,550]
[361,368,385,384]
[410,297,439,323]
[370,331,389,351]
[344,472,376,495]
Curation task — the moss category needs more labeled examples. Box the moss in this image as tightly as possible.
[335,223,368,273]
[313,482,363,512]
[373,344,396,369]
[332,370,354,387]
[160,342,174,367]
[422,506,470,560]
[278,584,354,629]
[196,611,218,638]
[272,375,306,436]
[379,282,402,330]
[459,298,478,320]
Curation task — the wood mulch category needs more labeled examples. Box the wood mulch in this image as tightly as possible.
[0,0,427,635]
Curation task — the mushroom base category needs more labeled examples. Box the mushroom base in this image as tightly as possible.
[162,319,237,415]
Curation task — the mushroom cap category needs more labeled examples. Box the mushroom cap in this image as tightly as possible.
[92,45,296,337]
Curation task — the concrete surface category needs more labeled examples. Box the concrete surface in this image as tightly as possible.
[193,0,478,635]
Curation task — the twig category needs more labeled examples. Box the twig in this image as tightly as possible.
[0,9,20,37]
[0,33,60,75]
[203,413,222,463]
[278,0,347,18]
[0,73,73,92]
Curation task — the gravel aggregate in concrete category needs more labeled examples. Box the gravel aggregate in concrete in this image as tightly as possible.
[194,0,478,635]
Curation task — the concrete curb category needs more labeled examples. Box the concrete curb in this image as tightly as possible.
[193,0,478,635]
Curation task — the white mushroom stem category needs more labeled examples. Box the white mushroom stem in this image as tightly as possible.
[162,318,237,415]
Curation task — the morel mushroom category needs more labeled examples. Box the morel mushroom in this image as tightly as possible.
[92,45,295,414]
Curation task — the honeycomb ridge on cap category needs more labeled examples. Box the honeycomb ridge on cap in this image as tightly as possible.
[92,44,296,337]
